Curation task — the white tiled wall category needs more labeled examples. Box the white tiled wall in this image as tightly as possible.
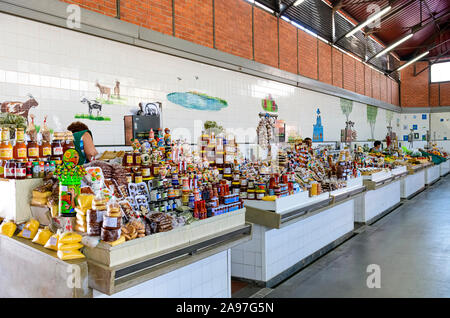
[93,249,231,298]
[0,13,402,147]
[231,200,354,282]
[401,171,425,198]
[361,180,401,222]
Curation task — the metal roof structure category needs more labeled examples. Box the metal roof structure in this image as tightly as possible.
[255,0,450,79]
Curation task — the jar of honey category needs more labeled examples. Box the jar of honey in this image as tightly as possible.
[133,152,142,166]
[13,128,27,160]
[27,141,39,160]
[122,152,133,167]
[63,132,75,154]
[39,140,52,159]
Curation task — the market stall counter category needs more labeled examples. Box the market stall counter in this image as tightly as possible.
[231,177,365,287]
[401,165,426,199]
[439,160,449,177]
[354,167,406,224]
[425,164,441,186]
[0,234,91,298]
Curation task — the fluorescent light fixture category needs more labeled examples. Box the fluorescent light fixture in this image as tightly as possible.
[281,16,291,23]
[397,51,429,71]
[294,0,306,5]
[255,1,274,13]
[375,33,413,58]
[345,6,391,38]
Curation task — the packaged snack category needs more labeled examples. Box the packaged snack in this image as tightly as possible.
[103,214,122,230]
[101,228,121,242]
[57,249,85,260]
[75,224,87,233]
[75,207,87,216]
[17,219,40,239]
[44,231,60,251]
[77,194,94,210]
[0,220,17,238]
[32,227,53,245]
[58,242,84,251]
[106,196,121,217]
[106,235,126,247]
[59,231,82,244]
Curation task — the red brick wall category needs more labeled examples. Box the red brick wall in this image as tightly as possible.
[400,61,429,107]
[440,82,450,106]
[59,0,402,106]
[120,0,173,35]
[392,80,399,106]
[278,20,297,74]
[298,30,318,80]
[364,65,372,98]
[372,69,380,100]
[332,48,343,88]
[174,0,213,48]
[214,0,253,60]
[429,83,439,106]
[61,0,117,17]
[355,61,365,95]
[380,76,387,103]
[343,54,355,92]
[253,7,278,68]
[318,41,332,85]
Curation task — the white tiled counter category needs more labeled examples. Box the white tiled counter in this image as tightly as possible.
[401,170,425,199]
[440,160,449,177]
[355,179,401,224]
[231,199,355,287]
[94,250,231,298]
[425,165,441,185]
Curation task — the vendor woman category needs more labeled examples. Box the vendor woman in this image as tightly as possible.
[67,121,98,164]
[370,140,382,153]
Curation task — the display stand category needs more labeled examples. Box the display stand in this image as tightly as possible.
[425,165,440,185]
[401,169,425,199]
[0,178,43,223]
[0,235,91,298]
[355,178,402,224]
[85,208,251,298]
[440,160,449,177]
[232,186,363,287]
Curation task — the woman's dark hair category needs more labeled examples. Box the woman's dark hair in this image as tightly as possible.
[374,140,382,147]
[67,121,89,133]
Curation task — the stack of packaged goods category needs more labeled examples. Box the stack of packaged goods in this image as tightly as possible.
[57,231,85,260]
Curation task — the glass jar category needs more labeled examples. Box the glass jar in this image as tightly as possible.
[133,152,142,166]
[122,152,133,167]
[63,133,75,154]
[134,170,143,184]
[247,189,255,200]
[13,139,27,160]
[141,164,151,179]
[32,162,39,178]
[27,141,39,160]
[223,163,232,175]
[51,137,64,158]
[39,140,52,158]
[15,161,26,179]
[15,128,25,143]
[4,160,16,179]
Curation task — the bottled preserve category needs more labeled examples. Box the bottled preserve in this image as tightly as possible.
[13,128,27,160]
[51,133,64,159]
[39,139,52,159]
[27,141,39,160]
[63,133,75,154]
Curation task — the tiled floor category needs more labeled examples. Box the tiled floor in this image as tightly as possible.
[266,175,450,298]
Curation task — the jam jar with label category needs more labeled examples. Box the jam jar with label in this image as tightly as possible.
[122,152,133,167]
[15,161,26,179]
[51,137,64,159]
[27,141,39,160]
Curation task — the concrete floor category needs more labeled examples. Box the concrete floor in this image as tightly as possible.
[265,175,450,298]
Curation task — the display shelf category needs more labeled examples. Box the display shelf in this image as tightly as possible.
[0,178,44,223]
[245,193,332,229]
[84,208,246,267]
[88,223,252,296]
[391,166,407,176]
[0,234,91,298]
[354,179,401,224]
[440,160,449,177]
[231,198,355,287]
[401,169,425,199]
[425,165,440,185]
[243,191,314,213]
[363,170,392,182]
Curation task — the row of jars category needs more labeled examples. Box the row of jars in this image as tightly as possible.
[0,128,74,162]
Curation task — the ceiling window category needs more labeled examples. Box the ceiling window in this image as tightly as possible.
[430,61,450,83]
